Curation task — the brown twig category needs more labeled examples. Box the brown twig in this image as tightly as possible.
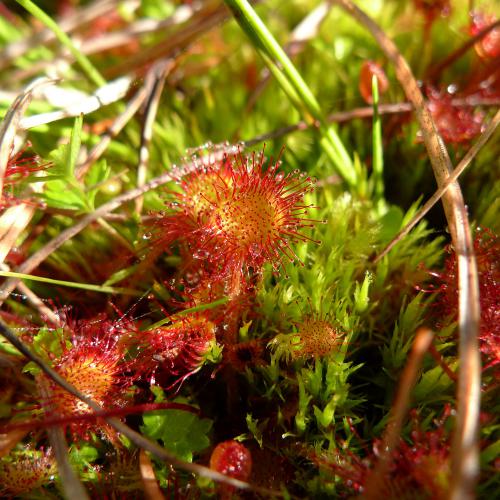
[0,204,39,264]
[38,382,90,500]
[104,1,229,79]
[74,73,156,180]
[243,97,500,147]
[364,328,434,498]
[140,449,166,500]
[78,2,200,56]
[334,2,481,499]
[135,59,172,214]
[375,108,500,263]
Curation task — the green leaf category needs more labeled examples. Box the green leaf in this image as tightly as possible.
[378,206,404,242]
[413,365,454,402]
[42,125,92,211]
[481,441,500,466]
[103,264,139,286]
[141,409,212,462]
[313,397,337,429]
[69,443,100,482]
[246,413,265,448]
[371,74,384,204]
[86,158,111,209]
[295,374,312,434]
[354,271,372,313]
[70,443,99,463]
[0,14,22,42]
[42,179,89,211]
[223,0,356,186]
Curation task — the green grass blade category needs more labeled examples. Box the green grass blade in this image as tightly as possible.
[146,297,230,331]
[0,270,140,295]
[371,75,384,204]
[224,0,356,187]
[67,114,83,178]
[15,0,106,88]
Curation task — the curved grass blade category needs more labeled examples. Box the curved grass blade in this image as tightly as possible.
[224,0,357,187]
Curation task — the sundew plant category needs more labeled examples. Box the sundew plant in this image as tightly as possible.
[0,0,498,498]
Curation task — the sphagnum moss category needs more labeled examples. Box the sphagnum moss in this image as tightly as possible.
[0,1,498,498]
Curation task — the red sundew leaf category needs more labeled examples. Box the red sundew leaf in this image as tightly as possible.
[1,147,50,209]
[0,448,56,496]
[310,406,452,498]
[4,149,48,183]
[223,339,265,371]
[270,311,344,362]
[433,229,500,374]
[35,316,138,441]
[295,315,343,359]
[134,313,218,387]
[147,148,320,288]
[423,87,485,144]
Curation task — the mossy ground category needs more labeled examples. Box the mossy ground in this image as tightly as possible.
[0,1,498,498]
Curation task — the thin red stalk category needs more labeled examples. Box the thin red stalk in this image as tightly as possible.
[429,344,458,382]
[426,19,500,81]
[3,402,200,434]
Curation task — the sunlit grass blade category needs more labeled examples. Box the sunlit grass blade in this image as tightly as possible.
[224,0,357,187]
[15,0,106,87]
[371,75,384,206]
[146,297,229,331]
[0,270,140,295]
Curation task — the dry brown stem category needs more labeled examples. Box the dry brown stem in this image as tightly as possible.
[364,328,434,499]
[135,59,172,214]
[334,2,481,498]
[38,382,90,500]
